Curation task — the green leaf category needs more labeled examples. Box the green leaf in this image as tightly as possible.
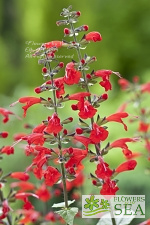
[56,207,78,225]
[52,200,75,208]
[96,209,135,225]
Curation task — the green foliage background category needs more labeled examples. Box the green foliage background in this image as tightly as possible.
[0,0,150,224]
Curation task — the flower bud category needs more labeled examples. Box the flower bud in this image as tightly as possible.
[0,132,8,138]
[76,128,83,134]
[42,67,48,73]
[71,104,78,110]
[34,87,42,94]
[86,74,92,79]
[64,28,70,35]
[83,25,89,31]
[58,62,64,68]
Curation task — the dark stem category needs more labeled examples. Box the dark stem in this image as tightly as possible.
[47,59,68,209]
[0,190,12,225]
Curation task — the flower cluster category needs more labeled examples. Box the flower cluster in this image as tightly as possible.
[0,6,140,225]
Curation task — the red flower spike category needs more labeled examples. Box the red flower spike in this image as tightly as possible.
[89,123,109,143]
[11,172,29,181]
[115,160,137,173]
[0,132,8,138]
[44,166,61,186]
[85,32,102,42]
[43,41,63,49]
[64,62,81,85]
[42,67,47,73]
[95,162,113,179]
[44,113,63,134]
[0,107,14,123]
[100,178,119,196]
[35,183,51,202]
[106,112,128,131]
[17,97,42,117]
[1,146,14,155]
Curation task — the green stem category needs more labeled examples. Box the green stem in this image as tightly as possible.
[0,190,12,225]
[47,59,68,209]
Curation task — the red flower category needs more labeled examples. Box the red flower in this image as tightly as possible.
[11,172,29,181]
[64,62,81,85]
[44,166,61,186]
[64,148,87,169]
[99,80,112,91]
[13,133,26,141]
[94,70,112,79]
[100,178,119,196]
[0,200,11,220]
[115,160,137,173]
[43,41,63,49]
[110,137,139,150]
[69,92,91,101]
[138,219,150,225]
[85,32,102,42]
[0,107,14,123]
[32,124,46,133]
[118,78,130,90]
[11,181,35,192]
[141,82,150,93]
[0,146,14,155]
[35,183,51,202]
[74,135,91,149]
[44,113,63,134]
[12,97,42,117]
[106,112,128,131]
[22,133,45,146]
[45,212,56,222]
[77,99,97,119]
[17,209,40,224]
[95,162,113,179]
[89,123,109,143]
[138,122,149,133]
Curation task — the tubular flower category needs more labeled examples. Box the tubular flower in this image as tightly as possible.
[0,200,11,220]
[17,209,40,224]
[110,137,139,150]
[89,123,109,143]
[77,99,97,119]
[10,172,29,181]
[44,113,63,134]
[118,78,130,90]
[0,107,14,123]
[100,178,119,196]
[141,82,150,93]
[94,70,112,91]
[0,146,14,155]
[43,166,61,186]
[12,97,42,117]
[11,181,35,192]
[64,148,87,169]
[95,162,113,179]
[106,112,128,131]
[64,62,81,85]
[42,41,63,49]
[22,133,45,146]
[35,183,51,202]
[74,135,91,149]
[69,92,91,101]
[138,122,149,133]
[115,160,137,173]
[85,32,102,42]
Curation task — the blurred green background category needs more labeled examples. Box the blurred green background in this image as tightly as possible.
[0,0,150,224]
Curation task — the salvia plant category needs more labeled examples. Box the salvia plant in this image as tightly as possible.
[0,5,149,225]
